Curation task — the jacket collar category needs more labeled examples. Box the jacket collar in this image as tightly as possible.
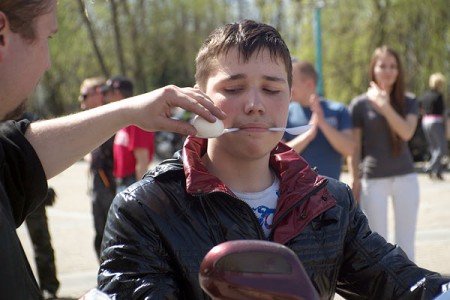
[182,136,336,244]
[183,136,326,203]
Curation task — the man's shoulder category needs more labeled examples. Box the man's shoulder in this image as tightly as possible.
[321,99,349,112]
[320,99,352,124]
[350,93,367,104]
[131,160,185,195]
[323,176,354,207]
[288,101,302,110]
[113,168,187,217]
[321,98,345,107]
[324,176,349,189]
[348,94,369,111]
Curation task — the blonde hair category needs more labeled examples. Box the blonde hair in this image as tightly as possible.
[429,73,446,93]
[80,77,105,95]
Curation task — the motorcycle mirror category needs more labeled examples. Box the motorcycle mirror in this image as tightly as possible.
[199,240,320,300]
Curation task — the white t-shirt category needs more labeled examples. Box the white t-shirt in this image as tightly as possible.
[232,176,280,238]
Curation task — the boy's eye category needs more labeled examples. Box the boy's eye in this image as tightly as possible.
[264,88,280,94]
[223,87,243,94]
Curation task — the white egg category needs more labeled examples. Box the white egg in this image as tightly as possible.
[191,115,225,138]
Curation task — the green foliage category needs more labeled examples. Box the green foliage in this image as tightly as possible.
[35,0,450,116]
[291,0,450,104]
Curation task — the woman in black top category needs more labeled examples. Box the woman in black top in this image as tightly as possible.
[419,72,447,179]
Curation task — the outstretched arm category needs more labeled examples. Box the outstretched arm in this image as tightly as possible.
[26,86,225,179]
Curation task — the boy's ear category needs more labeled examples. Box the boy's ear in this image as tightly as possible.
[0,11,7,46]
[0,11,9,61]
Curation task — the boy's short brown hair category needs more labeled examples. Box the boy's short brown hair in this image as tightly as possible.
[195,19,292,91]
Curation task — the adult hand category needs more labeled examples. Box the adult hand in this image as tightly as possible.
[309,94,325,128]
[26,85,226,179]
[121,85,226,136]
[367,81,390,113]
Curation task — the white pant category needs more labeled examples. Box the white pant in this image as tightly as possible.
[360,173,419,261]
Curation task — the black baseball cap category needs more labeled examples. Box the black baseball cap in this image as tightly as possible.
[101,75,133,94]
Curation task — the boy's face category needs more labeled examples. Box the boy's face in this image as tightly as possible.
[204,47,290,159]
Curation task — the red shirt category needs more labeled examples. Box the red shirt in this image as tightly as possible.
[113,125,154,178]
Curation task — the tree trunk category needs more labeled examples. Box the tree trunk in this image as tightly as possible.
[76,0,109,77]
[109,0,127,76]
[121,0,147,92]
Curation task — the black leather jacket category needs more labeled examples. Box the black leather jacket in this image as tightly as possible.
[98,137,449,299]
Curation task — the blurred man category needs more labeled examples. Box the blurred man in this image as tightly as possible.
[283,60,353,179]
[79,77,105,110]
[102,76,155,193]
[79,77,116,259]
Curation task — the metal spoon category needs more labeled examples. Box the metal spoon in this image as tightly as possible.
[223,124,312,135]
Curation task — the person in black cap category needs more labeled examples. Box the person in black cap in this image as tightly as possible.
[79,77,116,260]
[101,75,134,100]
[103,76,155,193]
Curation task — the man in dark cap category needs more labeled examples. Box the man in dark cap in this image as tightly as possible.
[103,76,155,193]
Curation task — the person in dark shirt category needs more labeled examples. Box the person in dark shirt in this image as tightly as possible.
[419,72,447,180]
[79,77,116,259]
[19,112,60,299]
[0,1,225,298]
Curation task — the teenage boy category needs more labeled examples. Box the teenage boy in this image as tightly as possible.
[98,19,449,299]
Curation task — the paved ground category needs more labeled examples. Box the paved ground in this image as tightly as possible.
[17,160,450,299]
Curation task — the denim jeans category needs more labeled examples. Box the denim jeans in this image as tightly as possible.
[422,120,447,176]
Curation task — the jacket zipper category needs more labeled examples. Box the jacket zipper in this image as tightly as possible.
[206,191,267,240]
[268,179,328,240]
[237,198,267,240]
